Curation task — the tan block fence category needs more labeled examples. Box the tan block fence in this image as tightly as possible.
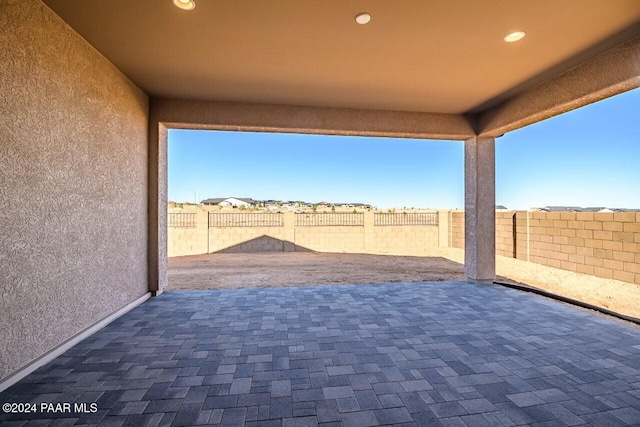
[450,211,640,285]
[168,210,443,257]
[168,209,640,285]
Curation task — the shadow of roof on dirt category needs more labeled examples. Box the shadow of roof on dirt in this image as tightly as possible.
[215,235,314,254]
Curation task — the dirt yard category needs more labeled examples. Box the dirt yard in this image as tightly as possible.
[168,250,640,319]
[168,252,467,289]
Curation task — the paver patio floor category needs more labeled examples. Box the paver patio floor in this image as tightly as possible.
[2,281,640,426]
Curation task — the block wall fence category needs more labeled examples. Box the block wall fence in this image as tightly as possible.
[451,211,640,285]
[168,211,444,257]
[168,210,640,286]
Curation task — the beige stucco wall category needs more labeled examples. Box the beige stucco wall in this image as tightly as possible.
[0,0,149,380]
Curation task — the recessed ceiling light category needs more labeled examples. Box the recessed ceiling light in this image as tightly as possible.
[504,31,526,43]
[173,0,195,10]
[355,13,371,25]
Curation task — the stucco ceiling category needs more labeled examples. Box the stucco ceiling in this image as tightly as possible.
[44,0,640,114]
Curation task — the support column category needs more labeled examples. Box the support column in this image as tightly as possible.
[464,136,496,283]
[148,121,168,295]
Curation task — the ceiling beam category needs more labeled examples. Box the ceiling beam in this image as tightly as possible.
[150,99,476,141]
[477,35,640,137]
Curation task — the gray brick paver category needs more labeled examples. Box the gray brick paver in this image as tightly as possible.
[340,410,378,427]
[608,406,640,424]
[282,415,318,427]
[229,377,252,395]
[335,397,360,413]
[459,397,496,414]
[2,282,640,427]
[272,380,292,398]
[322,386,354,400]
[400,379,433,392]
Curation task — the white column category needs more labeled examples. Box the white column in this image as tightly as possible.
[464,136,496,283]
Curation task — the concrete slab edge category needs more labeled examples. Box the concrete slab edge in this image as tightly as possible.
[0,292,152,393]
[493,281,640,326]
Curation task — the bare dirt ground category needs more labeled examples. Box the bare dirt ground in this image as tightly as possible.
[168,252,467,289]
[168,250,640,319]
[438,247,640,319]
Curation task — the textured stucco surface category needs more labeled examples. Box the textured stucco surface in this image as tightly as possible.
[147,123,168,294]
[150,98,476,140]
[478,36,640,137]
[464,137,496,281]
[0,0,149,380]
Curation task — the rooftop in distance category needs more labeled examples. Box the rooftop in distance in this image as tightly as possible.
[534,206,640,213]
[198,197,372,208]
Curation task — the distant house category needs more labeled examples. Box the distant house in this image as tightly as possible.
[495,205,509,211]
[597,208,640,213]
[535,206,639,213]
[335,202,373,209]
[220,197,255,207]
[201,197,227,205]
[588,207,640,213]
[201,197,255,207]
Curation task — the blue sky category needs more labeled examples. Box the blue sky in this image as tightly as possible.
[168,88,639,210]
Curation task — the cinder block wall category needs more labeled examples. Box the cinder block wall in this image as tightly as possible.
[294,226,366,253]
[371,226,439,255]
[451,212,465,249]
[169,209,640,285]
[168,211,208,256]
[495,212,516,258]
[451,211,520,256]
[169,210,439,256]
[208,227,287,253]
[450,210,640,285]
[524,212,640,284]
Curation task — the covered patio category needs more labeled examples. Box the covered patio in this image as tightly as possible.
[2,282,640,426]
[2,0,640,425]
